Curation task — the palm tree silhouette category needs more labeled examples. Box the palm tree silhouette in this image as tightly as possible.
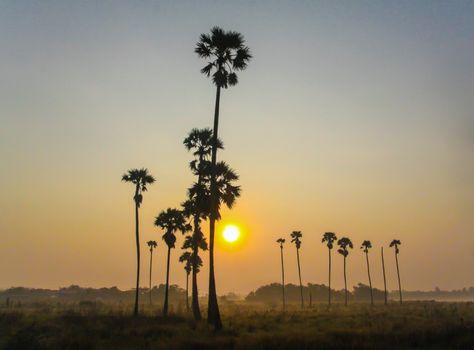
[381,246,388,305]
[361,240,374,305]
[390,239,402,304]
[154,208,191,316]
[337,237,353,306]
[121,168,155,317]
[147,240,158,306]
[276,238,286,311]
[290,231,304,308]
[322,232,337,307]
[196,26,251,329]
[179,251,193,313]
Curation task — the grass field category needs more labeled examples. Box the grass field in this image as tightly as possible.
[1,301,473,349]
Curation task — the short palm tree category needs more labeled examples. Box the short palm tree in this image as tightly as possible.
[361,240,374,305]
[179,251,193,312]
[147,240,158,305]
[390,239,403,304]
[322,232,337,306]
[196,26,251,329]
[121,168,155,316]
[276,238,286,310]
[290,231,304,308]
[337,237,353,306]
[154,208,191,316]
[381,247,388,305]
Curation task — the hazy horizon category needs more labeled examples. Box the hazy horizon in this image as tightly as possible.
[1,1,473,295]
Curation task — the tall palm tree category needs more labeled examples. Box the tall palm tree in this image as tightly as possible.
[196,26,251,329]
[121,168,155,317]
[381,247,388,305]
[390,239,402,304]
[290,231,304,308]
[182,128,222,320]
[322,232,337,306]
[147,240,158,306]
[337,237,353,306]
[361,240,374,305]
[276,238,286,310]
[154,208,191,316]
[179,251,193,313]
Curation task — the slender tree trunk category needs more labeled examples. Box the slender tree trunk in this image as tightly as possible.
[186,272,190,312]
[163,246,171,316]
[191,165,203,321]
[191,251,201,320]
[328,248,332,307]
[296,248,304,309]
[280,246,285,311]
[149,249,153,306]
[208,85,222,329]
[395,251,402,304]
[133,187,140,317]
[381,247,388,305]
[365,251,373,305]
[343,256,348,306]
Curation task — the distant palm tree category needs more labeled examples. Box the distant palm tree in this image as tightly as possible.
[361,240,374,305]
[196,26,251,329]
[390,239,402,304]
[337,237,353,306]
[276,238,286,310]
[121,168,155,317]
[179,251,193,312]
[290,231,304,308]
[154,208,191,316]
[147,240,158,306]
[322,232,337,306]
[381,247,388,305]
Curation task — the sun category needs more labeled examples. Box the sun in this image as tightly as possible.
[223,225,240,243]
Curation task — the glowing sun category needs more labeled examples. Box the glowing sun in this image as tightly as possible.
[223,225,240,243]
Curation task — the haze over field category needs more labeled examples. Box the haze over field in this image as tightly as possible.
[1,0,473,294]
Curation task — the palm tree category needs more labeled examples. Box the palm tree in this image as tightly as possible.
[196,26,251,329]
[381,247,388,305]
[147,240,158,306]
[361,240,374,305]
[121,168,155,317]
[179,251,193,312]
[390,239,402,304]
[290,231,304,308]
[322,232,337,306]
[182,128,222,320]
[337,237,353,306]
[276,238,286,310]
[154,208,191,316]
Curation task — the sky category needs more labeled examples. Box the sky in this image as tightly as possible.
[1,0,473,294]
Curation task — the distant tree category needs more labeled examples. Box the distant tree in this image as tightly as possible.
[179,251,193,312]
[337,237,353,306]
[154,208,191,316]
[290,231,304,308]
[390,239,403,304]
[147,240,158,305]
[196,26,251,329]
[361,240,374,305]
[381,247,388,305]
[121,168,155,316]
[322,232,337,306]
[276,238,286,310]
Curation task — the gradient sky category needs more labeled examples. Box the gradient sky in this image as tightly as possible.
[1,1,473,294]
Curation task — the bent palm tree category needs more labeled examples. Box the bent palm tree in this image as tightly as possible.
[390,239,402,304]
[361,240,374,305]
[276,238,286,310]
[196,26,251,329]
[322,232,337,306]
[154,208,191,316]
[337,237,353,306]
[179,251,193,312]
[122,168,155,316]
[290,231,304,308]
[147,240,158,305]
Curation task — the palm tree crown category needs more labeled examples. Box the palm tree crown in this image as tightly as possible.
[147,240,157,251]
[121,168,155,207]
[361,240,372,253]
[184,128,223,161]
[155,208,191,248]
[390,239,401,254]
[195,26,252,88]
[180,251,193,274]
[322,232,337,249]
[290,231,302,249]
[337,237,353,256]
[277,238,285,248]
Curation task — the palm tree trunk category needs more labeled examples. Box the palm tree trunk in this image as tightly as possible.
[344,256,347,306]
[296,248,304,309]
[280,246,285,311]
[395,252,402,304]
[366,251,373,305]
[208,85,222,329]
[381,247,388,305]
[186,272,190,312]
[328,248,332,306]
[149,249,153,306]
[133,187,140,317]
[191,164,203,321]
[163,246,171,316]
